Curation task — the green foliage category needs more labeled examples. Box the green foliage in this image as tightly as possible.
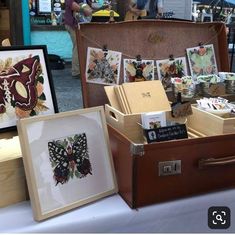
[38,93,46,101]
[68,136,74,143]
[11,100,16,107]
[74,134,80,142]
[51,161,56,168]
[37,76,44,84]
[75,170,80,178]
[30,110,37,116]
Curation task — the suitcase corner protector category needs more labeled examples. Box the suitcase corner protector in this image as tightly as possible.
[130,143,145,156]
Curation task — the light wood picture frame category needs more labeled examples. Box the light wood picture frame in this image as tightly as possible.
[17,106,118,221]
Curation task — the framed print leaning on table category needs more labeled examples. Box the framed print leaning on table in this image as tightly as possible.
[0,45,58,132]
[17,106,118,221]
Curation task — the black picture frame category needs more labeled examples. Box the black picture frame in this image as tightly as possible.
[0,45,58,133]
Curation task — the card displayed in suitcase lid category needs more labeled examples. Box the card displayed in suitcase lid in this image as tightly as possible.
[76,20,235,208]
[76,20,229,107]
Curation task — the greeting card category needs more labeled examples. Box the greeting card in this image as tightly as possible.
[141,111,166,129]
[86,47,122,85]
[123,59,154,83]
[186,44,218,77]
[156,57,188,89]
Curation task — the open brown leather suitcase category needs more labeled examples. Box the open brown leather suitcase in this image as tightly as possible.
[76,20,235,208]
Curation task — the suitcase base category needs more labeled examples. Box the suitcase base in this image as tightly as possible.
[108,124,235,208]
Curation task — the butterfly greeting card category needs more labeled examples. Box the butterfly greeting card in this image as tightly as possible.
[186,44,218,77]
[156,57,188,89]
[17,106,117,221]
[85,47,122,85]
[123,59,154,83]
[0,46,57,132]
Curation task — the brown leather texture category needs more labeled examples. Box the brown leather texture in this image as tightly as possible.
[108,125,235,208]
[76,20,229,107]
[77,21,233,208]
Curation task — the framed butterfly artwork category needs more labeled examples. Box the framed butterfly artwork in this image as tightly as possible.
[0,45,58,133]
[17,106,118,221]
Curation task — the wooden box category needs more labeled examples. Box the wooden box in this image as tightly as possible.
[105,104,143,143]
[0,132,28,208]
[76,20,235,208]
[105,104,188,143]
[187,105,235,136]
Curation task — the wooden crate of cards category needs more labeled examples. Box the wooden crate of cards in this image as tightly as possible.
[187,104,235,136]
[76,20,235,208]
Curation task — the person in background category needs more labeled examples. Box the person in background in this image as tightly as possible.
[64,0,93,78]
[126,0,163,20]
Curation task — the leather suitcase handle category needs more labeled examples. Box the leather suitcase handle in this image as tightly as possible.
[199,155,235,169]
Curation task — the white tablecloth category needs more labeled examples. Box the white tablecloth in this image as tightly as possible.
[0,190,235,233]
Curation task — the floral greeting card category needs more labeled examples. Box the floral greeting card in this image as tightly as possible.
[85,47,122,85]
[123,59,154,82]
[186,44,218,77]
[156,57,188,89]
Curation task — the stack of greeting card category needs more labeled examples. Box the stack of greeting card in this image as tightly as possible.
[105,80,171,114]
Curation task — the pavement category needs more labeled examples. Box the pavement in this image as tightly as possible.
[51,63,84,112]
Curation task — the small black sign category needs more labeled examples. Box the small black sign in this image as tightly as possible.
[144,124,188,143]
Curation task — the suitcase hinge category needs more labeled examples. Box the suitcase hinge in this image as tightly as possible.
[130,143,145,156]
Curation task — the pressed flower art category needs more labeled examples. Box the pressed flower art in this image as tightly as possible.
[186,44,218,77]
[123,59,154,82]
[17,107,117,221]
[86,47,122,85]
[156,57,188,89]
[48,133,92,186]
[0,46,57,131]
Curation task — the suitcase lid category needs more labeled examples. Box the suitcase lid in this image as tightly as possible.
[76,20,229,108]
